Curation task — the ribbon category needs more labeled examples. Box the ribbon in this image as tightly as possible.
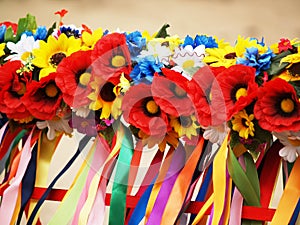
[26,134,91,225]
[146,143,186,225]
[289,199,300,225]
[270,157,300,225]
[0,128,34,225]
[161,137,204,225]
[108,126,134,225]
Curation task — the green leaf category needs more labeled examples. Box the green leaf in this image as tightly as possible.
[4,27,15,42]
[267,50,292,76]
[155,24,170,38]
[46,22,57,39]
[227,148,261,206]
[16,13,37,39]
[244,152,260,202]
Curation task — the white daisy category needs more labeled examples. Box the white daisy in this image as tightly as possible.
[5,34,40,63]
[36,117,73,140]
[73,106,91,118]
[273,131,300,162]
[202,122,230,145]
[172,44,205,78]
[138,40,172,65]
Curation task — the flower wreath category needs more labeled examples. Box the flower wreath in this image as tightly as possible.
[0,10,299,225]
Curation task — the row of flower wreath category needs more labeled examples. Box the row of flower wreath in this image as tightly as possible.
[0,12,300,163]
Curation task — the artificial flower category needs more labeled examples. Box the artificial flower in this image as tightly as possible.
[273,131,300,162]
[151,68,195,116]
[126,31,146,59]
[182,34,218,49]
[122,83,169,136]
[81,27,103,49]
[211,64,258,120]
[170,115,199,139]
[202,122,230,145]
[5,34,40,63]
[279,47,300,81]
[231,109,255,139]
[32,33,82,78]
[235,36,267,58]
[254,78,300,132]
[69,112,100,136]
[22,72,63,120]
[91,33,132,84]
[55,50,93,108]
[203,44,237,68]
[0,43,5,57]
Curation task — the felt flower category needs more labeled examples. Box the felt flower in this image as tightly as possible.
[23,72,63,120]
[254,78,300,132]
[32,33,82,78]
[122,83,169,136]
[55,50,93,108]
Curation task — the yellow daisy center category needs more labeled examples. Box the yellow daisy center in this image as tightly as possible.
[111,55,126,68]
[280,98,295,113]
[79,72,91,86]
[182,60,195,69]
[21,52,31,61]
[235,87,247,100]
[16,82,27,96]
[145,100,159,115]
[45,83,59,98]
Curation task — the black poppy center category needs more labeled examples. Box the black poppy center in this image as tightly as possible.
[277,95,297,116]
[100,82,116,102]
[179,116,193,128]
[142,97,161,117]
[230,83,247,102]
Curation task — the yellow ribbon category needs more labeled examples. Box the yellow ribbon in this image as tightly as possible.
[192,193,214,225]
[270,157,300,225]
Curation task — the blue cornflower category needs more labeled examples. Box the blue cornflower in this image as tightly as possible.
[250,37,265,47]
[237,47,275,75]
[182,35,194,47]
[182,34,218,49]
[0,25,6,42]
[130,56,163,84]
[126,31,146,59]
[60,26,81,38]
[34,26,48,40]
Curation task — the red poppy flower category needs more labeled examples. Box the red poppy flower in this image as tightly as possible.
[0,61,32,122]
[151,68,195,116]
[55,50,93,108]
[188,66,226,127]
[211,64,258,120]
[91,33,132,85]
[122,83,169,136]
[254,78,300,132]
[0,21,17,34]
[23,73,63,120]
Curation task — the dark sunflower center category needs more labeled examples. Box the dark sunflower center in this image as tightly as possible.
[111,55,126,68]
[224,52,237,59]
[170,83,187,98]
[179,116,193,128]
[100,82,116,102]
[45,83,59,98]
[142,97,161,117]
[287,62,300,77]
[241,118,248,128]
[231,84,247,102]
[50,52,66,67]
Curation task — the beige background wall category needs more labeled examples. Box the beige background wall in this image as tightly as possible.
[1,0,299,224]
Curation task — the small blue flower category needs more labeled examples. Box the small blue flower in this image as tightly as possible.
[126,31,146,59]
[250,37,265,47]
[60,26,81,38]
[237,47,274,75]
[0,25,6,42]
[182,34,218,49]
[34,26,48,40]
[182,35,194,47]
[130,56,163,84]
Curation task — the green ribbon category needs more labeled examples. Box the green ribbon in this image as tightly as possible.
[227,149,260,207]
[108,125,134,225]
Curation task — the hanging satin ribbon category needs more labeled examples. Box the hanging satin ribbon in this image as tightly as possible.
[289,199,300,225]
[26,134,91,225]
[0,122,8,144]
[146,143,186,225]
[46,138,97,225]
[270,157,300,225]
[0,128,34,225]
[160,137,204,225]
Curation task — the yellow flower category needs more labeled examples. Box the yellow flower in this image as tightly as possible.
[32,34,82,78]
[170,115,199,139]
[203,45,237,68]
[280,47,300,66]
[81,28,103,50]
[235,35,268,58]
[232,110,255,139]
[0,43,6,57]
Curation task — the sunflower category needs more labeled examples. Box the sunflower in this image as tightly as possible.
[122,83,169,136]
[170,115,199,139]
[55,50,93,108]
[32,33,82,78]
[231,109,255,139]
[0,43,5,57]
[81,27,103,50]
[203,44,237,68]
[279,46,300,81]
[23,72,63,120]
[254,78,300,132]
[151,68,195,117]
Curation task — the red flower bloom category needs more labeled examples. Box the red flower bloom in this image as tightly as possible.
[278,38,293,53]
[0,21,17,34]
[56,50,93,108]
[0,61,32,122]
[188,66,226,127]
[211,64,258,120]
[54,9,68,17]
[122,83,169,136]
[254,78,300,132]
[92,33,132,85]
[23,73,63,120]
[151,68,195,116]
